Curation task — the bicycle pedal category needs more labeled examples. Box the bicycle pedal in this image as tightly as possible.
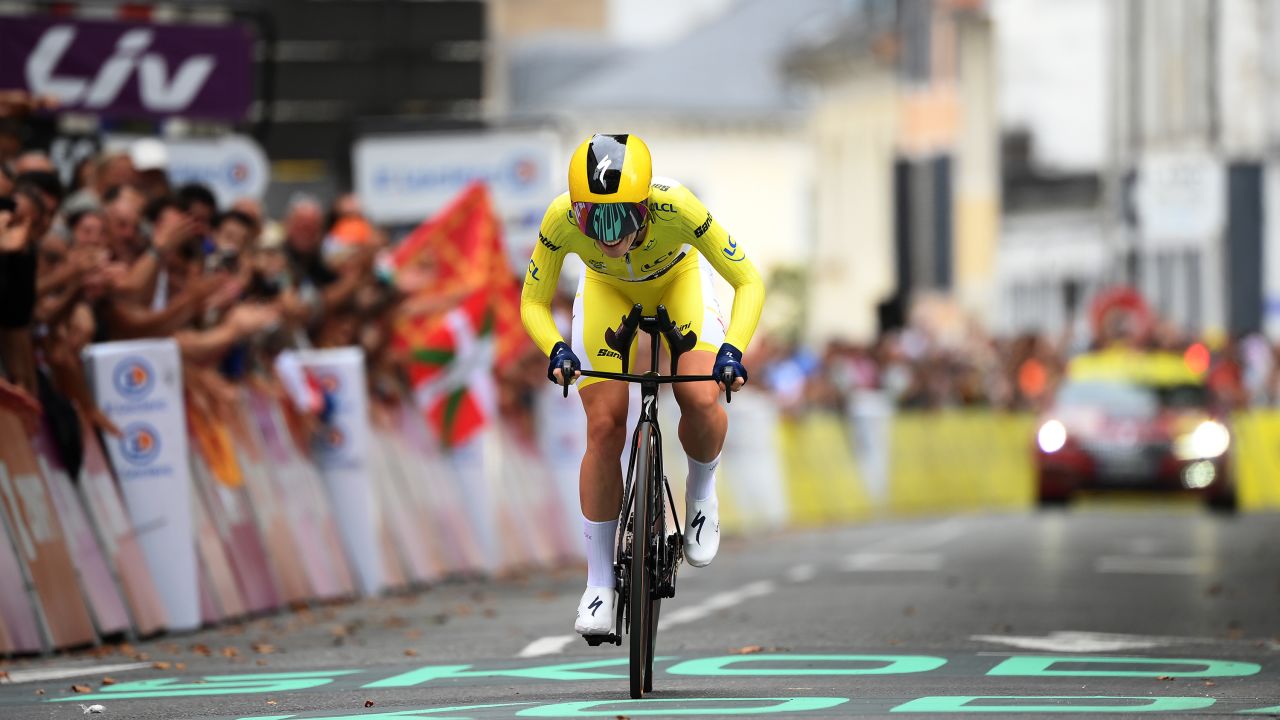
[582,633,622,647]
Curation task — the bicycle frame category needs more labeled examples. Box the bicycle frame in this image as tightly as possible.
[566,304,729,666]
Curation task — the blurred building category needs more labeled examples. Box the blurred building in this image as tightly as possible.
[997,0,1280,343]
[787,0,997,344]
[503,0,999,345]
[1111,0,1280,340]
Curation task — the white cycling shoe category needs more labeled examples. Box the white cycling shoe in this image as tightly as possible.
[683,494,720,568]
[574,587,616,636]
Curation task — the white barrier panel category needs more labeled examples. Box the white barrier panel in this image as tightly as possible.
[288,348,383,596]
[84,339,200,631]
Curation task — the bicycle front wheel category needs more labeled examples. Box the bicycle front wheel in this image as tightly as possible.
[628,421,658,699]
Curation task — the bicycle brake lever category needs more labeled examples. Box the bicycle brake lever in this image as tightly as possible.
[562,359,572,398]
[722,367,734,404]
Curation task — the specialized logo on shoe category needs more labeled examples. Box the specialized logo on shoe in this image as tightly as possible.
[692,511,706,544]
[588,596,603,616]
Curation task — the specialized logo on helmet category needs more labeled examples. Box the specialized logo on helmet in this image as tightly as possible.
[120,422,162,466]
[585,134,629,195]
[592,203,630,243]
[113,357,154,399]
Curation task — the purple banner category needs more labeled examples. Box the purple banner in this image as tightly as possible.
[0,16,253,121]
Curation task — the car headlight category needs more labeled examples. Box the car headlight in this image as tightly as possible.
[1038,419,1067,453]
[1173,420,1230,460]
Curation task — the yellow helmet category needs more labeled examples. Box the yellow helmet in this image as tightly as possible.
[568,133,652,245]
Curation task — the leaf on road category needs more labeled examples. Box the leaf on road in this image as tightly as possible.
[71,684,91,693]
[191,644,212,656]
[266,699,277,705]
[151,662,171,670]
[404,629,423,640]
[252,643,276,655]
[35,689,45,695]
[100,677,116,685]
[1157,675,1174,681]
[404,649,418,657]
[221,647,240,658]
[730,645,763,655]
[1204,681,1217,687]
[256,659,269,666]
[365,700,375,708]
[174,663,187,671]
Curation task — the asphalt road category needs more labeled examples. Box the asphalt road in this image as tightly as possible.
[2,506,1278,718]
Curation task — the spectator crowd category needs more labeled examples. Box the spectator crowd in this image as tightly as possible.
[4,87,1277,471]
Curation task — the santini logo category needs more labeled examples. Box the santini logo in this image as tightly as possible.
[112,357,154,399]
[597,348,621,359]
[27,26,215,111]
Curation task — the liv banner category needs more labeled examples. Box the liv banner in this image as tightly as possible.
[0,16,253,121]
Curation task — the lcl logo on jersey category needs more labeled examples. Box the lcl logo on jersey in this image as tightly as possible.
[26,26,216,112]
[112,357,155,399]
[120,423,162,466]
[648,201,677,221]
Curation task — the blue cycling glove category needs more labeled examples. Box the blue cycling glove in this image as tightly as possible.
[713,342,748,387]
[547,341,582,383]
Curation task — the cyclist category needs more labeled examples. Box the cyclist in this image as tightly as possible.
[520,134,764,636]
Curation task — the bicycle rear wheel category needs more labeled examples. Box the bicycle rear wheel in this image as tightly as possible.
[629,421,657,699]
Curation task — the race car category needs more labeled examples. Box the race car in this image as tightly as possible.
[1034,348,1235,510]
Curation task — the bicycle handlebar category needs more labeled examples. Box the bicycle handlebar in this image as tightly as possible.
[557,303,737,404]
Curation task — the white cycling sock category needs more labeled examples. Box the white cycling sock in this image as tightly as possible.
[686,453,720,502]
[583,517,618,589]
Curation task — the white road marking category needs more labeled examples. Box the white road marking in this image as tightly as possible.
[786,564,816,583]
[1,662,151,684]
[518,635,576,658]
[842,552,942,572]
[659,580,776,629]
[1096,555,1204,575]
[971,631,1217,653]
[517,580,779,657]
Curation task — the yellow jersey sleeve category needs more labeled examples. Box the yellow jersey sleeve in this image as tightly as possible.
[674,185,765,350]
[519,201,571,356]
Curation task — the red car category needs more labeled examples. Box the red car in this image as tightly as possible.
[1035,375,1235,510]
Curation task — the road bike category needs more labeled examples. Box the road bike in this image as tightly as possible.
[558,303,733,698]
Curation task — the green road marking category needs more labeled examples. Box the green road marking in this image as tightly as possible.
[987,656,1262,678]
[517,698,850,716]
[891,696,1217,713]
[237,702,534,720]
[362,659,645,687]
[667,654,946,676]
[50,671,358,702]
[1240,706,1280,714]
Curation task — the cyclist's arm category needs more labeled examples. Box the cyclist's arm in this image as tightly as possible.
[519,210,570,355]
[680,191,764,351]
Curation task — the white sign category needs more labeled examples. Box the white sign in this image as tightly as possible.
[83,339,199,631]
[106,133,270,208]
[165,134,270,207]
[1135,152,1225,242]
[354,129,560,260]
[286,347,383,596]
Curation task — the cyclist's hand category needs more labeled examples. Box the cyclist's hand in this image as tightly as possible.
[713,342,748,392]
[547,341,582,384]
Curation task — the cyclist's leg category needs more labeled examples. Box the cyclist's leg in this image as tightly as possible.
[660,255,728,470]
[573,272,637,634]
[659,256,727,566]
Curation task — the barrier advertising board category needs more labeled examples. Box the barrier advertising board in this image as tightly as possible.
[84,339,200,631]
